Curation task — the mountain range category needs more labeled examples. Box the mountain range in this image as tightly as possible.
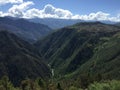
[28,18,83,29]
[0,17,120,89]
[0,17,52,43]
[29,18,117,29]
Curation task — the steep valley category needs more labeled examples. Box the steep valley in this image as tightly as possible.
[0,21,120,89]
[34,22,120,89]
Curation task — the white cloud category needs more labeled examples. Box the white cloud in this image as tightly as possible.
[24,4,73,19]
[0,3,120,22]
[22,4,120,22]
[7,1,34,17]
[88,11,109,20]
[43,4,73,18]
[76,11,110,21]
[43,4,55,15]
[0,0,23,5]
[23,8,43,18]
[0,11,3,16]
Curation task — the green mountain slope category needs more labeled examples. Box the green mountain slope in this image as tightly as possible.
[0,31,51,86]
[35,22,120,79]
[74,32,120,79]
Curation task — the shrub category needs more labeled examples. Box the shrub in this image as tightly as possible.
[88,80,120,90]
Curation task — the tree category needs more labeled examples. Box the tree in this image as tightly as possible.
[21,79,29,90]
[57,83,63,90]
[94,73,102,82]
[0,76,14,90]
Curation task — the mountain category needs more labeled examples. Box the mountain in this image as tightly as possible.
[115,22,120,27]
[29,18,116,29]
[74,31,120,80]
[34,22,120,79]
[0,17,52,43]
[0,31,51,86]
[29,18,83,29]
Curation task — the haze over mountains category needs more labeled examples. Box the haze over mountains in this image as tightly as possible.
[0,17,52,43]
[29,18,117,29]
[29,18,83,29]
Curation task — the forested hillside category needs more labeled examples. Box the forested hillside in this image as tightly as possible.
[0,31,51,86]
[34,22,120,89]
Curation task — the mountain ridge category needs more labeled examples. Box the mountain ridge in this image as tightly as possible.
[0,30,51,86]
[34,22,120,80]
[0,17,52,43]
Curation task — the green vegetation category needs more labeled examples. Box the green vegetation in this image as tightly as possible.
[0,76,120,90]
[0,31,51,86]
[35,22,120,79]
[88,80,120,90]
[1,22,120,89]
[34,22,120,89]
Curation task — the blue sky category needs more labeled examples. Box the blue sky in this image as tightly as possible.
[0,0,120,21]
[31,0,120,16]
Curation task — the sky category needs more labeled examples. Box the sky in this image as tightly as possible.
[0,0,120,22]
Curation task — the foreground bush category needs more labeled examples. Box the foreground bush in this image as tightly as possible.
[0,76,120,90]
[88,80,120,90]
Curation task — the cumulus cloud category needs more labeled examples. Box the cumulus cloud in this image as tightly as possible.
[0,11,3,15]
[24,4,73,19]
[0,11,3,17]
[0,2,120,22]
[77,11,110,21]
[0,0,23,5]
[7,1,34,17]
[43,4,73,18]
[23,4,120,22]
[88,12,109,20]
